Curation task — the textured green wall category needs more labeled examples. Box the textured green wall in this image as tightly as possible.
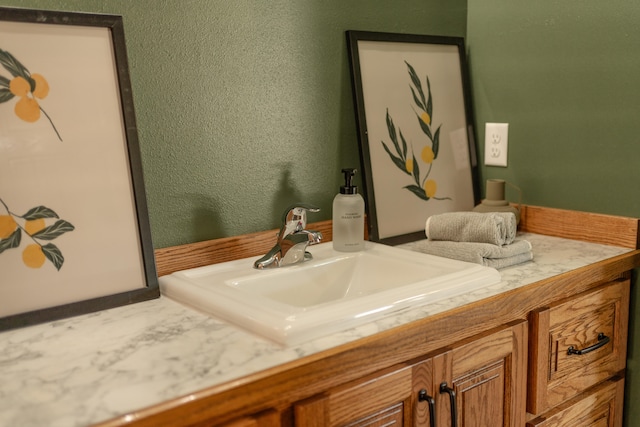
[0,0,467,248]
[467,1,640,425]
[4,0,639,424]
[467,1,640,216]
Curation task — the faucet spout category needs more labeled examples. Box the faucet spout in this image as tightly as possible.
[253,204,323,269]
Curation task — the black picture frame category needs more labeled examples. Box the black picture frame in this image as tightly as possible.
[347,30,480,245]
[0,7,159,330]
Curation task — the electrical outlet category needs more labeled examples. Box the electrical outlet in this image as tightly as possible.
[484,123,509,167]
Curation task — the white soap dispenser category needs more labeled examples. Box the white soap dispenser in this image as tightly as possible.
[332,168,365,252]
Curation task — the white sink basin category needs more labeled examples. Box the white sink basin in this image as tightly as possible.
[159,241,501,345]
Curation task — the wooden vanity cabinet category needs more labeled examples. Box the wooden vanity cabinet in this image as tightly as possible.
[293,320,527,426]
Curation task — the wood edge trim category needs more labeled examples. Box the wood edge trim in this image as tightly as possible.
[526,307,550,414]
[512,319,529,427]
[153,219,335,277]
[518,205,640,249]
[154,205,640,277]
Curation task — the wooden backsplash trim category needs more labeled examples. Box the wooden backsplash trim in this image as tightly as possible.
[518,205,639,249]
[154,220,335,277]
[154,205,639,277]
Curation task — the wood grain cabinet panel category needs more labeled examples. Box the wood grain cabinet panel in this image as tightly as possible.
[219,409,282,427]
[294,320,527,427]
[527,280,630,415]
[293,365,414,426]
[433,320,528,427]
[526,376,624,427]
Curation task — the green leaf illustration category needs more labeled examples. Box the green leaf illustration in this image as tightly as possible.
[22,206,60,220]
[385,109,403,158]
[0,49,31,81]
[416,112,433,140]
[42,243,64,271]
[405,61,426,108]
[0,75,13,103]
[31,219,75,240]
[399,129,408,159]
[381,141,410,175]
[409,86,425,112]
[433,126,441,159]
[0,228,21,254]
[411,152,420,184]
[0,88,13,103]
[404,184,429,201]
[426,77,433,121]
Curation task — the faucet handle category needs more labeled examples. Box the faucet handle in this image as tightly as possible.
[279,204,320,240]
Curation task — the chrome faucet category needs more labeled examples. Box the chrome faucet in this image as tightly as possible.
[253,204,323,269]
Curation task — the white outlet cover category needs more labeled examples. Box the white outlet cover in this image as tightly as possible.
[484,123,508,167]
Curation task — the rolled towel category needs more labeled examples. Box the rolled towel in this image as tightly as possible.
[425,212,517,246]
[411,239,533,269]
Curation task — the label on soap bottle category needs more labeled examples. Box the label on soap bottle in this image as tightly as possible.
[332,195,364,252]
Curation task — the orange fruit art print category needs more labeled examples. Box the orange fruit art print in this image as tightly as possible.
[0,48,62,141]
[0,199,74,271]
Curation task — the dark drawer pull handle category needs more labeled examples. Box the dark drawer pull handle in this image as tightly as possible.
[567,332,610,355]
[440,382,457,427]
[418,389,436,427]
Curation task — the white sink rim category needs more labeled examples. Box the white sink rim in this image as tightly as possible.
[159,241,501,346]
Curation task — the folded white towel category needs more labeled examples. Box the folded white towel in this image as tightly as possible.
[410,239,533,269]
[425,212,517,246]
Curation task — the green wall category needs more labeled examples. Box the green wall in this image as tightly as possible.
[0,0,467,248]
[468,0,640,216]
[3,0,639,424]
[467,1,640,425]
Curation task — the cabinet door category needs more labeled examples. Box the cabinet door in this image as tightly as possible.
[526,376,624,427]
[412,357,436,426]
[433,320,528,427]
[293,364,413,426]
[294,320,526,427]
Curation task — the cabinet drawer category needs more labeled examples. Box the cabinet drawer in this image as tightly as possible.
[527,280,629,414]
[526,376,624,427]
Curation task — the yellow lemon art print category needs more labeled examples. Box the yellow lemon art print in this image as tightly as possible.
[380,61,451,202]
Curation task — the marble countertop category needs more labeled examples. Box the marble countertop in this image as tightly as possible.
[0,233,632,427]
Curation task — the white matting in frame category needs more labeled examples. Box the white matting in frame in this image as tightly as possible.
[0,8,158,330]
[347,31,480,245]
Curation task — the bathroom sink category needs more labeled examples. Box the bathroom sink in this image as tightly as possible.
[159,241,501,345]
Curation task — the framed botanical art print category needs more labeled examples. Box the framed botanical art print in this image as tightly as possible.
[0,8,159,330]
[347,31,480,245]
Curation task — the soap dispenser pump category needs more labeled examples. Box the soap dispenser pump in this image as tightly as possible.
[332,168,365,252]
